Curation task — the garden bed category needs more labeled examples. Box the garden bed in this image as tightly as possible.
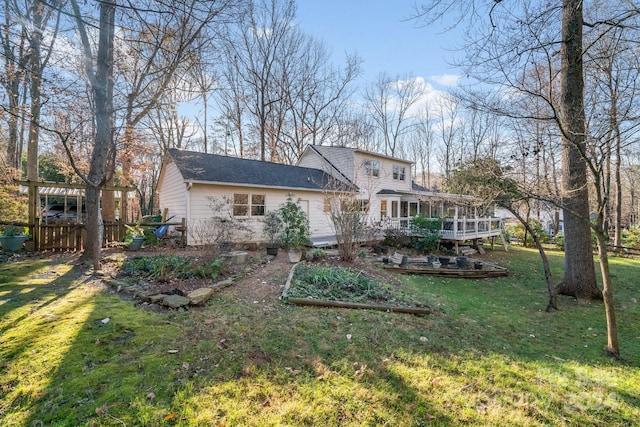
[383,256,508,278]
[283,262,431,315]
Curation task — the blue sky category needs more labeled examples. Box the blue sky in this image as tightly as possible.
[296,1,462,89]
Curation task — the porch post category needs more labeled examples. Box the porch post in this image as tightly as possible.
[453,207,458,236]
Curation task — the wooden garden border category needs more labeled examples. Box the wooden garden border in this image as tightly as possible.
[282,263,431,315]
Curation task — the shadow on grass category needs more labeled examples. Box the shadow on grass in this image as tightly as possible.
[1,247,638,425]
[0,257,87,336]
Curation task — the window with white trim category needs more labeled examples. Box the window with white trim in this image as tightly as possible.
[233,193,265,217]
[393,165,406,181]
[363,160,380,177]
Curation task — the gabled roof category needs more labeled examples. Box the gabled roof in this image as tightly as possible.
[167,148,353,191]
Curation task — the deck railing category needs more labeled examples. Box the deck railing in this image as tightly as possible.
[383,216,503,241]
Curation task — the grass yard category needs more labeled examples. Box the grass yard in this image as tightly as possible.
[1,247,639,426]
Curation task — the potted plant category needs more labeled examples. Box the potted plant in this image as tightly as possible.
[279,194,310,263]
[125,221,146,250]
[262,210,283,256]
[456,255,468,269]
[0,225,28,252]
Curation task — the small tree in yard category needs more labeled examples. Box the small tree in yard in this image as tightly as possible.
[279,193,310,250]
[262,211,283,246]
[325,186,373,262]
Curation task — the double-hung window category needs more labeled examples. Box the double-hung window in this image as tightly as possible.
[363,160,380,177]
[393,165,406,181]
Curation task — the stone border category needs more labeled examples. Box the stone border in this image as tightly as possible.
[103,276,237,309]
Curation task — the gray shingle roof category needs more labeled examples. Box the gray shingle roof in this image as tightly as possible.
[168,148,352,191]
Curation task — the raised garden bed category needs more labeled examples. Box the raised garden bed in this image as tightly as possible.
[283,263,431,315]
[383,256,508,278]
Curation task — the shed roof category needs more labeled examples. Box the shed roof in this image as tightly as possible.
[168,148,354,191]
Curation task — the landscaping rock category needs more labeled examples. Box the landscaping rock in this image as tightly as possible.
[222,251,248,265]
[149,294,169,304]
[103,278,131,290]
[188,288,215,306]
[162,294,190,309]
[212,277,235,288]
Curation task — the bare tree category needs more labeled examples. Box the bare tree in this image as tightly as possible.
[221,0,296,161]
[69,0,116,269]
[584,22,640,248]
[410,103,436,189]
[364,73,425,157]
[1,0,62,177]
[276,41,361,162]
[434,93,459,179]
[413,0,640,357]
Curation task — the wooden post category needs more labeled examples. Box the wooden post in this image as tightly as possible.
[27,181,40,250]
[119,189,127,241]
[181,217,186,246]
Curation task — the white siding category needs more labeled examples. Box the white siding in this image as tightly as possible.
[299,146,356,182]
[353,152,412,196]
[157,161,187,223]
[186,184,334,245]
[296,152,327,171]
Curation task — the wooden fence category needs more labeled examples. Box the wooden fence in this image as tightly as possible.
[38,221,122,252]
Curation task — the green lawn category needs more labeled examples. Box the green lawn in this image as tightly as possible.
[1,247,639,426]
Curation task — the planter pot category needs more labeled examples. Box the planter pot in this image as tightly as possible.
[438,256,450,266]
[474,261,483,270]
[288,249,303,263]
[0,235,28,252]
[426,255,435,263]
[431,261,441,269]
[129,236,145,251]
[266,244,279,256]
[456,256,468,269]
[400,255,409,267]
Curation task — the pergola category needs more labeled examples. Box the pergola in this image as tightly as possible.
[17,180,136,250]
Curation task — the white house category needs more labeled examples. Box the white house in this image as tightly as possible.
[157,146,504,247]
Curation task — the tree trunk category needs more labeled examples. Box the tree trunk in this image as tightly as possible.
[26,0,44,182]
[507,205,558,311]
[614,127,622,248]
[594,224,620,358]
[556,0,600,300]
[5,81,21,176]
[80,0,115,269]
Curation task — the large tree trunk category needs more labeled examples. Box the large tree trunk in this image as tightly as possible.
[80,0,115,269]
[556,0,601,300]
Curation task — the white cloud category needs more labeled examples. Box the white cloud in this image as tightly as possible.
[430,74,460,87]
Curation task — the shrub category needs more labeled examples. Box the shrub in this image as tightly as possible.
[409,215,441,253]
[121,255,222,281]
[505,219,550,246]
[382,227,411,248]
[553,232,564,250]
[279,193,310,249]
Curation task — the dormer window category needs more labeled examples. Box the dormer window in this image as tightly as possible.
[393,165,406,181]
[363,160,380,177]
